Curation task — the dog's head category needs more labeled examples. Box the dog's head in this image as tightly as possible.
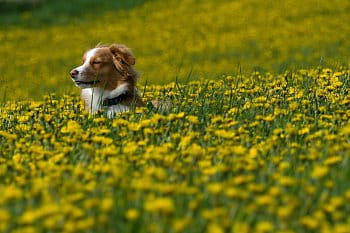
[70,44,137,90]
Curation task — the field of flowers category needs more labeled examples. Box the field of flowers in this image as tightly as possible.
[0,0,349,100]
[0,67,350,233]
[1,0,350,232]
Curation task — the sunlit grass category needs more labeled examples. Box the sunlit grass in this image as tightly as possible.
[0,1,350,232]
[0,0,349,100]
[0,68,349,233]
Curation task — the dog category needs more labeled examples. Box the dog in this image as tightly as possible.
[70,44,144,118]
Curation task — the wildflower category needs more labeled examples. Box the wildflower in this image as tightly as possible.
[0,130,17,140]
[311,165,329,179]
[333,224,350,233]
[144,197,174,214]
[172,217,191,232]
[207,222,224,233]
[345,189,350,200]
[277,205,294,219]
[324,156,342,165]
[18,210,40,224]
[112,118,128,127]
[214,130,235,139]
[298,127,310,135]
[340,124,350,135]
[232,145,247,155]
[256,221,274,233]
[185,143,205,156]
[0,209,10,222]
[256,195,274,205]
[91,136,113,145]
[263,114,275,122]
[231,222,250,233]
[125,209,139,220]
[207,183,222,195]
[186,115,200,124]
[100,197,114,212]
[228,108,238,114]
[60,120,82,134]
[123,142,139,154]
[128,122,142,131]
[300,216,319,230]
[3,185,22,202]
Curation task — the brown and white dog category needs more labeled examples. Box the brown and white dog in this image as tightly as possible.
[70,44,144,118]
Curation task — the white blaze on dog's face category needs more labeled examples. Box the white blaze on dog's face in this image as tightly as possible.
[70,45,136,90]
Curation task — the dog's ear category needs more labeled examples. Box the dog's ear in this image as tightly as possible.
[109,44,136,66]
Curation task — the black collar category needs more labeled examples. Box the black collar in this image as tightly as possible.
[102,93,128,107]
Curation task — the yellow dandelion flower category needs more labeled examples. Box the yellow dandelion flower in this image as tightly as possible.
[232,145,247,155]
[128,122,142,131]
[214,129,235,139]
[207,183,222,195]
[100,197,114,212]
[144,197,174,214]
[298,127,310,135]
[186,115,200,124]
[231,222,250,233]
[207,222,224,233]
[0,209,10,222]
[300,216,319,230]
[91,136,113,145]
[18,210,40,224]
[125,208,139,220]
[333,224,350,233]
[173,217,192,233]
[324,156,342,165]
[256,221,274,233]
[0,130,17,140]
[311,165,329,179]
[60,120,82,134]
[277,206,294,219]
[340,124,350,135]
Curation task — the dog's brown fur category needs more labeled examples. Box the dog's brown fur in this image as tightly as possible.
[73,44,144,108]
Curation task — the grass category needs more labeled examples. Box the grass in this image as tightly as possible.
[0,0,349,100]
[0,0,350,232]
[0,68,349,233]
[0,0,146,27]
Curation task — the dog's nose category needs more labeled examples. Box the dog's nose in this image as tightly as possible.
[70,69,79,79]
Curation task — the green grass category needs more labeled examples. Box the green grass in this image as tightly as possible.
[0,68,349,233]
[0,1,349,232]
[0,0,349,100]
[0,0,146,27]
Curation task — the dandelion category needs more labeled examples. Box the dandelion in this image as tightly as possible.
[144,197,174,214]
[91,136,113,145]
[100,197,114,212]
[0,130,17,140]
[0,209,10,222]
[0,64,349,232]
[256,221,274,233]
[311,165,329,179]
[186,115,200,124]
[300,216,319,230]
[125,209,139,220]
[60,120,82,134]
[207,183,222,195]
[324,156,342,165]
[207,222,224,233]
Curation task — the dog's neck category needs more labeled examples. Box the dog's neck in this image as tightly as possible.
[81,83,129,114]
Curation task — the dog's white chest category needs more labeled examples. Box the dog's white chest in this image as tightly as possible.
[81,86,129,118]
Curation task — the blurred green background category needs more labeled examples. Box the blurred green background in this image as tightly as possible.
[0,0,349,100]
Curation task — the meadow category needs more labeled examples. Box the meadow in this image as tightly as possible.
[1,68,350,233]
[0,0,349,100]
[0,0,350,233]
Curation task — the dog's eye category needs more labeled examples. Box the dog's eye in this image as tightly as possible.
[92,61,102,65]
